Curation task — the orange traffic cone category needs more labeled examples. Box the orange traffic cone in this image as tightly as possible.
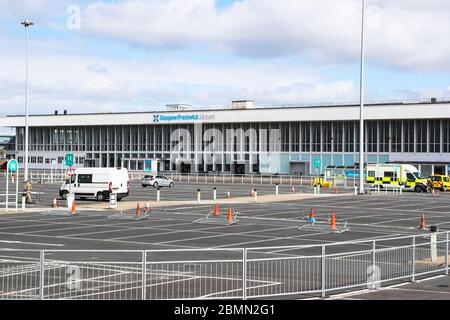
[330,211,337,231]
[136,203,142,216]
[419,213,427,230]
[52,197,58,208]
[227,207,233,223]
[308,208,316,222]
[334,186,338,194]
[71,200,77,216]
[214,203,220,216]
[309,208,315,220]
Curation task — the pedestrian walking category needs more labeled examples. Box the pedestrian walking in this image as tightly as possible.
[24,180,33,204]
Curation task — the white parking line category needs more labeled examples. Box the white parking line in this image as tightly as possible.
[0,240,65,247]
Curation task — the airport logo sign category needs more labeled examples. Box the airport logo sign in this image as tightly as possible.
[152,113,215,123]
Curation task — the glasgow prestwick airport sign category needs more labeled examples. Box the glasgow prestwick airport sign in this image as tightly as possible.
[153,113,215,123]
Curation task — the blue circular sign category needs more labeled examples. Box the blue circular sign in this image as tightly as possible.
[7,159,18,173]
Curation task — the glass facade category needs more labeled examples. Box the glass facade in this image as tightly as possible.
[13,119,450,173]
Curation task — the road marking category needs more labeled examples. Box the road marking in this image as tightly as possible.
[391,287,450,296]
[0,240,65,247]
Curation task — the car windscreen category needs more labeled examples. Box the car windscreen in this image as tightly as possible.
[444,177,449,182]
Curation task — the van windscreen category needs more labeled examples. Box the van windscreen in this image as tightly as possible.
[66,175,76,184]
[413,172,424,179]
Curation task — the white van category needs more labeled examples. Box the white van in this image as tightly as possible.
[366,163,428,192]
[59,168,130,201]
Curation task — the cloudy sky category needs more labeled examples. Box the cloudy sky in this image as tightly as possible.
[1,0,450,120]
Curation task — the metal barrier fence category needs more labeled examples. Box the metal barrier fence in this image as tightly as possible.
[26,170,359,188]
[1,233,448,300]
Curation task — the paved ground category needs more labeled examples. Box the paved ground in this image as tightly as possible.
[0,192,449,251]
[328,275,450,300]
[0,176,350,209]
[0,175,449,300]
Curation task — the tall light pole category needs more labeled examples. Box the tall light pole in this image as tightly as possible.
[358,0,366,194]
[21,19,33,182]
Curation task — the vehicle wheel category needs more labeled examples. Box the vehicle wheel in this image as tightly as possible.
[117,197,123,202]
[97,192,105,202]
[414,186,422,193]
[61,191,68,200]
[153,182,159,188]
[142,185,147,188]
[169,182,174,188]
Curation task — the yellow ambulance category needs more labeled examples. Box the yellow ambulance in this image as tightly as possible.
[366,164,428,193]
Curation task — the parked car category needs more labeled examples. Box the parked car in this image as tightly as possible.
[141,175,175,188]
[429,175,450,191]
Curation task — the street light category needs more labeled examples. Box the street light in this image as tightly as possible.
[359,0,366,194]
[21,19,34,182]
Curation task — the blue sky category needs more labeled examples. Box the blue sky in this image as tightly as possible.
[0,0,449,120]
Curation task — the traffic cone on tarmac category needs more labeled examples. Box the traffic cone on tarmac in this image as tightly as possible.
[330,211,337,231]
[308,208,316,222]
[419,213,427,230]
[214,202,220,216]
[52,197,58,208]
[135,203,142,216]
[334,186,338,194]
[227,207,233,223]
[71,199,77,216]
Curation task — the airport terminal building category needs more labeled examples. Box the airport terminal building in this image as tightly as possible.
[1,99,450,177]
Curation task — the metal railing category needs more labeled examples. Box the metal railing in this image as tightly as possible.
[0,232,448,300]
[24,170,361,188]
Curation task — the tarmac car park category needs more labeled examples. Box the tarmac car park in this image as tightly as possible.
[1,175,450,300]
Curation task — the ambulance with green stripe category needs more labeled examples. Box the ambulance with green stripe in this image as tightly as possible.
[366,164,428,193]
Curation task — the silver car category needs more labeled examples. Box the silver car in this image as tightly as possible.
[141,175,175,188]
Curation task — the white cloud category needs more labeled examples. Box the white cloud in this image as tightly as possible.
[0,0,50,15]
[0,47,359,115]
[1,0,449,117]
[81,0,450,71]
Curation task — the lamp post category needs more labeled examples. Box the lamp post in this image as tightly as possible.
[358,0,366,194]
[21,19,34,182]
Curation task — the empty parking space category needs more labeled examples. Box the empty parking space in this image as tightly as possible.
[0,191,448,252]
